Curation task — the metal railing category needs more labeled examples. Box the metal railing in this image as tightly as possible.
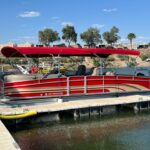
[66,75,150,96]
[3,75,150,98]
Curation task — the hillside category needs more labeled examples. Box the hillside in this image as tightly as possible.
[113,49,150,68]
[0,48,150,70]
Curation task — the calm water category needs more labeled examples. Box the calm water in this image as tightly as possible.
[9,112,150,150]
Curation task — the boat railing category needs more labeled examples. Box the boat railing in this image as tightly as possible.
[67,77,70,96]
[65,75,150,96]
[3,75,150,99]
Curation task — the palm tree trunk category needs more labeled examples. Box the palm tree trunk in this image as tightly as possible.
[130,40,132,49]
[68,40,71,47]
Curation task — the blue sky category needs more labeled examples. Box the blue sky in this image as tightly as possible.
[0,0,150,45]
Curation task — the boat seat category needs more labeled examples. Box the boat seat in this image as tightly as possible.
[92,68,100,76]
[42,68,58,79]
[76,65,86,76]
[86,67,95,76]
[64,70,76,76]
[105,71,115,76]
[46,73,66,79]
[4,74,43,82]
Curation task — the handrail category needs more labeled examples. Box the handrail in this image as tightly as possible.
[3,75,150,99]
[103,75,104,93]
[67,77,70,96]
[84,76,87,94]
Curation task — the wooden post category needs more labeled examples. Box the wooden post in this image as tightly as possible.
[89,107,91,118]
[116,104,121,112]
[99,106,101,117]
[139,103,141,112]
[147,101,149,110]
[134,103,139,113]
[100,107,103,116]
[78,109,80,119]
[74,109,78,120]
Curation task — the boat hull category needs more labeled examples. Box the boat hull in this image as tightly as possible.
[1,75,150,101]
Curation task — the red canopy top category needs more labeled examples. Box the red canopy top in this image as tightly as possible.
[1,46,140,57]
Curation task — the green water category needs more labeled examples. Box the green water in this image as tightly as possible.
[10,112,150,150]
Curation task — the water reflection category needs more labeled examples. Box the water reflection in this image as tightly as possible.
[11,112,150,150]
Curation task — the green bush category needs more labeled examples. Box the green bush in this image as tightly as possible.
[140,54,149,61]
[127,61,137,67]
[107,57,115,61]
[93,58,100,67]
[118,55,129,61]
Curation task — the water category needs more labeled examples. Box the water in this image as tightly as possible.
[9,112,150,150]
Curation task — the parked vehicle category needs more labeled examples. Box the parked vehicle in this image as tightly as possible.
[135,68,150,76]
[146,58,150,62]
[103,67,150,77]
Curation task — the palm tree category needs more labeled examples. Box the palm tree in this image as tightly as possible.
[127,33,136,49]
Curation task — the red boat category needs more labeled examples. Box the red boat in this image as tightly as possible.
[0,46,149,101]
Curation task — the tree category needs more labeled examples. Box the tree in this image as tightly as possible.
[147,42,150,47]
[127,33,136,49]
[62,25,77,46]
[103,26,120,46]
[38,28,60,46]
[80,27,101,47]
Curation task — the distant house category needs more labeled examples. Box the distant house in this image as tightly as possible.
[70,43,82,48]
[137,45,149,49]
[36,44,44,47]
[53,43,66,47]
[98,44,106,48]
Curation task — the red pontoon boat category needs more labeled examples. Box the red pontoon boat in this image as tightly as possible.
[0,46,149,101]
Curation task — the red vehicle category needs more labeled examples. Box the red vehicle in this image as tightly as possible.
[1,46,149,101]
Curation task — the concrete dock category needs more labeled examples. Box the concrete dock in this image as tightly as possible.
[0,94,150,150]
[0,94,150,115]
[0,120,21,150]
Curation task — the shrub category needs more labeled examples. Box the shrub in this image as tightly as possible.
[118,55,129,61]
[107,56,115,61]
[93,58,100,67]
[140,54,149,61]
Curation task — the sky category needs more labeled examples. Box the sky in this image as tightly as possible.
[0,0,150,45]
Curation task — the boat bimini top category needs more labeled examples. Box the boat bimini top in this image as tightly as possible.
[1,46,140,58]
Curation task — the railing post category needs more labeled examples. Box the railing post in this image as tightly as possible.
[84,76,87,94]
[103,75,104,93]
[149,78,150,90]
[67,77,70,96]
[116,75,119,93]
